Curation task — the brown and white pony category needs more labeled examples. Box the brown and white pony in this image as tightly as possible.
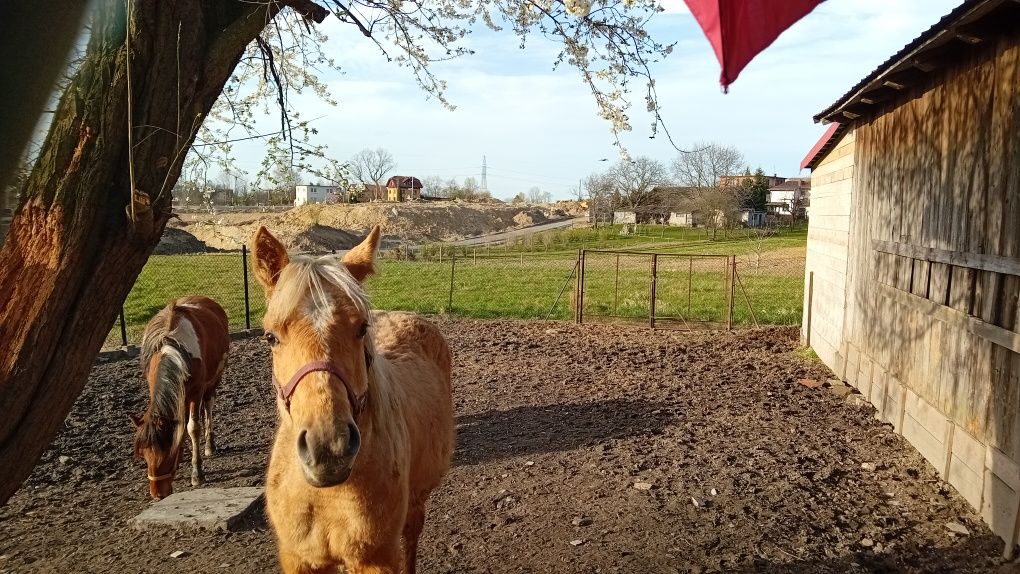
[251,225,454,574]
[131,296,230,499]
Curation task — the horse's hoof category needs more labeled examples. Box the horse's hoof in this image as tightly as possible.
[192,475,204,487]
[204,448,215,457]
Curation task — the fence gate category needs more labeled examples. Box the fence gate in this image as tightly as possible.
[576,250,737,330]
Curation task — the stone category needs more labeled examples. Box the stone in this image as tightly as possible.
[861,462,877,472]
[860,538,874,548]
[828,384,853,399]
[572,516,592,527]
[633,482,653,491]
[798,378,822,389]
[131,487,264,532]
[846,394,871,408]
[710,488,718,496]
[58,456,71,465]
[570,539,585,546]
[170,551,188,559]
[945,521,971,536]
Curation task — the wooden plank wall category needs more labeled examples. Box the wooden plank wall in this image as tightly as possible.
[802,130,855,368]
[832,29,1020,553]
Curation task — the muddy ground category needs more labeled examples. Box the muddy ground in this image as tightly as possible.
[0,319,1014,573]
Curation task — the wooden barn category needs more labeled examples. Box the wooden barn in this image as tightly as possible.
[801,0,1020,554]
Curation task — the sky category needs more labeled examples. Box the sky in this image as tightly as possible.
[221,0,962,201]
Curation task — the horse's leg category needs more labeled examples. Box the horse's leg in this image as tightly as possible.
[401,502,427,574]
[187,401,204,487]
[203,393,216,457]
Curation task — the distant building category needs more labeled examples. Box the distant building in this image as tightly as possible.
[668,211,695,227]
[719,174,787,188]
[613,210,637,225]
[741,209,767,228]
[767,177,810,217]
[385,176,423,202]
[294,184,340,206]
[362,184,388,202]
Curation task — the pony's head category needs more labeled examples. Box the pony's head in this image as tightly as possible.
[132,339,189,498]
[252,225,381,488]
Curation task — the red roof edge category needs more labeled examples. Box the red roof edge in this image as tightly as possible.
[801,122,842,170]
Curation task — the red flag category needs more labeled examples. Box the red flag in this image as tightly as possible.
[684,0,824,92]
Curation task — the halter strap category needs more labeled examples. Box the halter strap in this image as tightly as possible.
[147,471,173,482]
[272,360,367,415]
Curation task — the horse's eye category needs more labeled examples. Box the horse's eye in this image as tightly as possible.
[263,332,279,347]
[357,322,368,339]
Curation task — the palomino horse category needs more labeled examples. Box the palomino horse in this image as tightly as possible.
[251,225,454,574]
[131,296,230,499]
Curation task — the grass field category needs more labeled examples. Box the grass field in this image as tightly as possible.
[106,228,806,348]
[418,224,807,257]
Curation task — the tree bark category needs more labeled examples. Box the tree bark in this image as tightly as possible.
[0,0,291,505]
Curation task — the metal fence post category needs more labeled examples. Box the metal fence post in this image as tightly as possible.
[119,308,128,347]
[241,244,251,330]
[577,250,586,324]
[649,254,658,329]
[806,271,814,346]
[726,255,735,330]
[447,250,456,313]
[614,253,620,315]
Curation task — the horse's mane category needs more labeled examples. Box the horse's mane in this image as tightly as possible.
[136,304,190,459]
[274,255,390,405]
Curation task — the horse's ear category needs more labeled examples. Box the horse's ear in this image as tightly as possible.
[342,225,381,283]
[129,413,143,428]
[251,226,290,294]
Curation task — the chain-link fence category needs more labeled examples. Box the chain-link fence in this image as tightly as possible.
[577,249,805,329]
[103,246,805,349]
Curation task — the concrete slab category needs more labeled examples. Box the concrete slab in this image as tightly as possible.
[131,487,264,532]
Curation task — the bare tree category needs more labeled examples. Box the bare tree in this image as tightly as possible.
[606,156,668,208]
[669,143,748,239]
[583,172,615,227]
[422,175,445,198]
[671,142,746,188]
[348,148,396,187]
[527,186,551,204]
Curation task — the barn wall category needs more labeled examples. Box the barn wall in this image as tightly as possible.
[802,129,856,368]
[828,29,1020,553]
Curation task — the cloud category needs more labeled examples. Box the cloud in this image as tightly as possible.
[215,0,963,200]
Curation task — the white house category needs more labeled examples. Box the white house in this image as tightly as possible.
[668,211,694,227]
[294,184,340,206]
[766,177,810,217]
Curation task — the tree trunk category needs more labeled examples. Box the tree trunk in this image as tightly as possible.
[0,0,290,505]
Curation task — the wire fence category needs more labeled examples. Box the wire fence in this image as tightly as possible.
[103,246,806,349]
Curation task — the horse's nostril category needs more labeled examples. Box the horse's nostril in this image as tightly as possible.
[296,429,313,466]
[345,423,361,457]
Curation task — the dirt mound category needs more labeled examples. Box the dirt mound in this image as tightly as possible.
[287,225,362,253]
[154,227,208,255]
[170,202,572,250]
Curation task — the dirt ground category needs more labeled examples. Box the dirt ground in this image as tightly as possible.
[0,319,1014,573]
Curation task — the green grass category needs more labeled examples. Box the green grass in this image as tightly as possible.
[106,227,807,348]
[418,223,808,258]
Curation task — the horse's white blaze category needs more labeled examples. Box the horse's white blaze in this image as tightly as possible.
[170,317,203,361]
[305,296,335,337]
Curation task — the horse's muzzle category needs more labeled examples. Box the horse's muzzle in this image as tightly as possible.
[296,423,361,487]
